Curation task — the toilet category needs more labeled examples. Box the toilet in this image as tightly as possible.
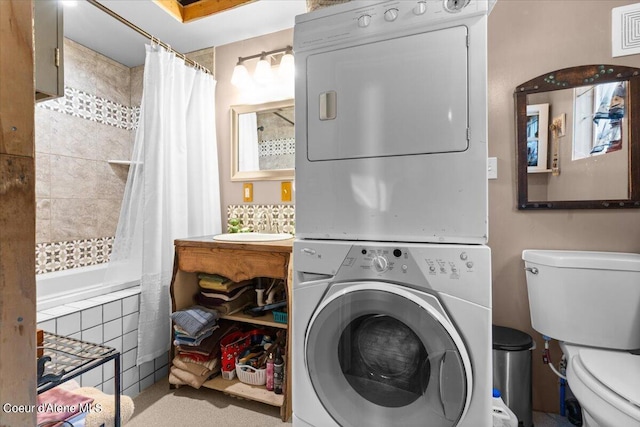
[522,250,640,427]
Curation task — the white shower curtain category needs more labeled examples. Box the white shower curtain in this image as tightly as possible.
[106,44,221,365]
[238,112,260,171]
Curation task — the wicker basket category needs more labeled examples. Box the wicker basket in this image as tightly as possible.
[235,363,266,386]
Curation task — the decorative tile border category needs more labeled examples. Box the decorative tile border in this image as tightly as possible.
[259,138,295,158]
[36,237,114,275]
[38,86,140,130]
[227,204,295,234]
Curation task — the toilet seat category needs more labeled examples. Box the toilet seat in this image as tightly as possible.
[567,345,640,424]
[578,347,640,407]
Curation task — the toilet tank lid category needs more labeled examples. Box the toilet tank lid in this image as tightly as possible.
[522,250,640,271]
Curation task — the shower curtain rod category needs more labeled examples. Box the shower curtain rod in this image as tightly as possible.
[86,0,212,75]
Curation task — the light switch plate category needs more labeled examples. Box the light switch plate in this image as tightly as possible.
[487,157,497,180]
[281,181,292,202]
[243,183,253,202]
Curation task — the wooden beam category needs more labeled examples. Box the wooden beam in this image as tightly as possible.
[154,0,255,23]
[0,0,36,425]
[183,0,254,22]
[153,0,185,22]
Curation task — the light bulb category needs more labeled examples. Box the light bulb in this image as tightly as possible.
[231,62,250,88]
[254,54,273,86]
[278,52,294,80]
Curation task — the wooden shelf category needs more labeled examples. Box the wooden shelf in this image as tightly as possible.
[202,376,284,408]
[221,311,287,329]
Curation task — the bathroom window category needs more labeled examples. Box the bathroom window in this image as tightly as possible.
[573,81,626,160]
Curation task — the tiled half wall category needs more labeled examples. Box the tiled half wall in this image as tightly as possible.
[36,287,168,398]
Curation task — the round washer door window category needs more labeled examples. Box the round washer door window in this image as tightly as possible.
[306,286,469,427]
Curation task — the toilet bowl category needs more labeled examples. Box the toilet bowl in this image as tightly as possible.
[522,250,640,427]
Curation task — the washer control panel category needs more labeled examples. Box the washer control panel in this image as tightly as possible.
[294,241,491,307]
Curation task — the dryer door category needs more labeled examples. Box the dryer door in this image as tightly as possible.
[305,284,471,427]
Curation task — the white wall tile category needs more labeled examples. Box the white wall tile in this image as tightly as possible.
[122,366,139,390]
[122,330,137,353]
[80,366,102,387]
[122,312,138,335]
[154,364,169,382]
[154,352,169,369]
[104,337,122,354]
[37,312,54,323]
[56,312,81,336]
[103,360,115,381]
[68,332,81,340]
[123,383,140,399]
[103,300,122,322]
[139,361,154,380]
[139,374,155,393]
[103,318,122,342]
[122,295,139,316]
[81,306,102,330]
[122,348,137,371]
[38,319,56,333]
[102,379,114,395]
[81,324,102,344]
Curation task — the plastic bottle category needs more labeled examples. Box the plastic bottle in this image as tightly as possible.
[492,388,518,427]
[266,352,274,391]
[273,347,284,395]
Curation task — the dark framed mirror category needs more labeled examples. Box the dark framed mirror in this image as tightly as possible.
[515,64,640,209]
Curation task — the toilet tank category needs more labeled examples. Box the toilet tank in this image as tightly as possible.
[522,250,640,350]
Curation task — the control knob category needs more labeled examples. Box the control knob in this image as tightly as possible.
[414,1,427,15]
[384,8,399,22]
[357,14,372,28]
[371,255,389,273]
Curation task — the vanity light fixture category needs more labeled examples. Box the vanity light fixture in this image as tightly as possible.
[231,46,294,88]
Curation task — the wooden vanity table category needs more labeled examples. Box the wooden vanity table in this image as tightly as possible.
[169,236,294,421]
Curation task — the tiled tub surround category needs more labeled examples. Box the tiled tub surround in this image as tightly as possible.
[36,39,135,249]
[37,287,169,398]
[36,236,114,275]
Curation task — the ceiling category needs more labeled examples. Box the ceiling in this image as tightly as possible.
[63,0,307,68]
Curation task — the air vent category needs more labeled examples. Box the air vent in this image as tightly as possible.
[612,3,640,57]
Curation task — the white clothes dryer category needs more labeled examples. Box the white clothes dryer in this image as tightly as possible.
[294,1,494,244]
[292,240,492,427]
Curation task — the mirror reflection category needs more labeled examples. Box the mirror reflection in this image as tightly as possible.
[231,99,294,181]
[515,65,640,209]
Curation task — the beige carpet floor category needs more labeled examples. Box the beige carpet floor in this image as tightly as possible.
[126,378,291,427]
[127,379,571,427]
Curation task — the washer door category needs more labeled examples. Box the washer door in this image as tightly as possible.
[305,283,471,427]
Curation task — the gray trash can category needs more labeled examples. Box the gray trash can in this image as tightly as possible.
[492,325,534,427]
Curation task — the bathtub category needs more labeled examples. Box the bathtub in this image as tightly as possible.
[37,264,139,312]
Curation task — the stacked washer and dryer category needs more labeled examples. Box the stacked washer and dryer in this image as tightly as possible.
[292,1,495,426]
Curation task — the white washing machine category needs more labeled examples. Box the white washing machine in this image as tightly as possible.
[292,240,492,427]
[294,0,494,244]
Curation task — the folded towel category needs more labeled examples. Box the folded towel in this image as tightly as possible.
[37,386,94,426]
[169,364,219,389]
[178,322,240,358]
[172,355,220,377]
[173,325,218,347]
[199,279,253,292]
[170,305,218,336]
[197,289,254,315]
[197,273,230,283]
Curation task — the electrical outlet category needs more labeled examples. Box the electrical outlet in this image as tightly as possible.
[487,157,498,180]
[281,181,292,202]
[243,183,253,202]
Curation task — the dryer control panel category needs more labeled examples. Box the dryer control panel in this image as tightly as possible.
[295,0,493,52]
